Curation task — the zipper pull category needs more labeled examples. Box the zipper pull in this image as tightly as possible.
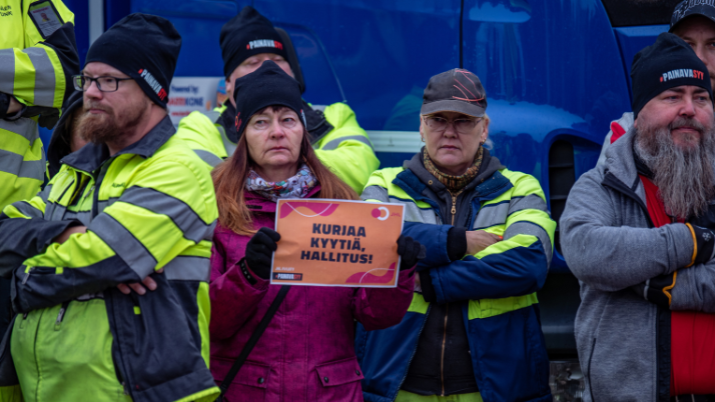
[56,302,69,324]
[22,268,33,285]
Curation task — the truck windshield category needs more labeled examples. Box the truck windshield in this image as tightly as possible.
[602,0,681,27]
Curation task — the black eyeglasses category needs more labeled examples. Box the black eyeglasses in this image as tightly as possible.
[72,75,134,92]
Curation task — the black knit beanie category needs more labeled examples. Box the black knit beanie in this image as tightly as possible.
[220,6,287,78]
[233,60,306,138]
[85,13,181,108]
[631,32,712,118]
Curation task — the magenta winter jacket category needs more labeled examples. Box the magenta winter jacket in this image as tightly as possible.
[209,188,415,402]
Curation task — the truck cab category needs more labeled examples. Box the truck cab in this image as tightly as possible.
[59,0,679,399]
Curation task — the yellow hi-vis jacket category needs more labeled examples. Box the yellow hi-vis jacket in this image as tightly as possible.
[0,0,77,210]
[174,100,379,193]
[0,117,220,402]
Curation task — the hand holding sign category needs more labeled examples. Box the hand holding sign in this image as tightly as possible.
[271,199,406,287]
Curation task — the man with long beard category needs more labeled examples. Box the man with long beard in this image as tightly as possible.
[561,32,715,401]
[0,13,219,401]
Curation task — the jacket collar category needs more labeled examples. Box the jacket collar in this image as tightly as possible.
[601,126,647,205]
[47,90,83,178]
[61,115,176,173]
[396,147,510,202]
[244,185,322,213]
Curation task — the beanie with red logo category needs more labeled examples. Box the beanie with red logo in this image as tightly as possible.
[85,13,181,108]
[220,6,288,78]
[631,32,712,118]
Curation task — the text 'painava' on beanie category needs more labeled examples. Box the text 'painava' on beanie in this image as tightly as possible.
[631,32,712,118]
[220,6,287,78]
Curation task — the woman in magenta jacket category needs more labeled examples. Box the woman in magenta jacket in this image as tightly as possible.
[208,61,419,402]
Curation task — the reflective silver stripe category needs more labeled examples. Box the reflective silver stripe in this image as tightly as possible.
[38,184,52,202]
[23,47,55,107]
[398,199,439,224]
[164,256,210,282]
[97,197,119,214]
[43,202,66,221]
[13,201,43,219]
[218,125,237,156]
[320,135,374,151]
[0,117,41,142]
[76,292,104,301]
[91,213,157,279]
[63,210,93,226]
[0,149,44,180]
[361,185,439,224]
[194,149,223,168]
[361,185,390,203]
[0,48,14,94]
[366,130,422,154]
[508,194,549,216]
[118,186,215,242]
[504,221,553,267]
[473,202,509,229]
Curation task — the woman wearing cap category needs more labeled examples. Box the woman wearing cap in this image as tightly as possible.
[356,69,556,402]
[208,61,420,402]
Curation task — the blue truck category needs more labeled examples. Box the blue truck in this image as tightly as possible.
[56,0,680,399]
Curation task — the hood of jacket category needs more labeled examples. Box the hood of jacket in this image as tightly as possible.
[46,90,84,179]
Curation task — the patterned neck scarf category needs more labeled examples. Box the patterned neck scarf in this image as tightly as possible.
[423,146,484,193]
[246,164,317,202]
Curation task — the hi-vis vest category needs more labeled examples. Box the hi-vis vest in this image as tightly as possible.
[355,162,556,402]
[0,117,220,402]
[174,101,379,194]
[0,0,76,210]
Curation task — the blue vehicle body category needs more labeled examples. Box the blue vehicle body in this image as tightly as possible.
[61,0,675,368]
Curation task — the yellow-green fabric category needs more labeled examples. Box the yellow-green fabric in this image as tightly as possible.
[395,390,483,402]
[0,0,75,211]
[174,101,379,193]
[2,118,219,402]
[362,165,555,316]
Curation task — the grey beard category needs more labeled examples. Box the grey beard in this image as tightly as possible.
[634,123,715,219]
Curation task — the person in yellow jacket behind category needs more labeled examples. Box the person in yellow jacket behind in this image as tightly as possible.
[0,14,219,402]
[0,0,78,210]
[174,6,379,193]
[0,2,78,387]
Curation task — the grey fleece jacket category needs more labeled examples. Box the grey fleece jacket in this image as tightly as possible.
[560,126,715,401]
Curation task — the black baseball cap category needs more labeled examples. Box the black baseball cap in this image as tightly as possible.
[670,0,715,32]
[421,68,487,117]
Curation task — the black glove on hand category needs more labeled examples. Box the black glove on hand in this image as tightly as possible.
[631,272,677,308]
[689,224,715,266]
[397,235,426,271]
[242,227,281,281]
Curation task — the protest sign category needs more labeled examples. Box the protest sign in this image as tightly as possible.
[271,199,405,287]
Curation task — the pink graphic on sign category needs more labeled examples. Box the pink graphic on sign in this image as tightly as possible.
[279,201,340,219]
[345,263,396,284]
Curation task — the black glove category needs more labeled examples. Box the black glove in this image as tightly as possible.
[631,272,677,308]
[22,106,60,128]
[690,203,715,230]
[689,224,715,266]
[397,235,426,271]
[242,227,281,281]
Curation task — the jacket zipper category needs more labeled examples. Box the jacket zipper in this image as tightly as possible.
[440,303,449,396]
